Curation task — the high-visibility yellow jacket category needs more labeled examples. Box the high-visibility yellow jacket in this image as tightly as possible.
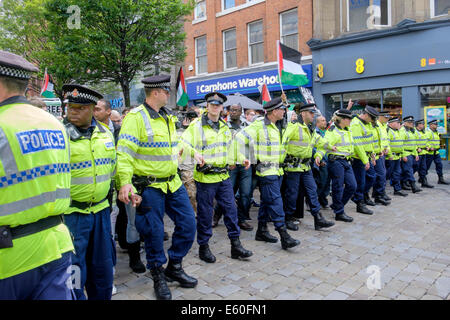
[350,116,374,164]
[285,121,327,172]
[181,114,233,183]
[372,120,390,159]
[415,129,429,156]
[116,104,182,194]
[0,97,73,280]
[234,117,290,177]
[386,127,404,160]
[316,124,355,159]
[427,128,441,154]
[66,119,116,214]
[400,126,418,157]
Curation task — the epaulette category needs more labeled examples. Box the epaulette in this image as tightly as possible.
[130,105,144,113]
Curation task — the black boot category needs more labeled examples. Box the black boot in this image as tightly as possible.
[199,244,216,263]
[438,176,450,185]
[401,181,412,191]
[164,232,169,241]
[285,215,299,231]
[410,181,422,193]
[164,260,198,288]
[255,222,278,243]
[357,202,373,215]
[382,192,392,201]
[421,177,434,188]
[128,241,146,274]
[394,190,408,197]
[313,212,335,230]
[364,193,376,206]
[418,176,424,184]
[230,238,253,259]
[150,267,171,300]
[374,197,390,206]
[276,226,300,250]
[335,213,353,222]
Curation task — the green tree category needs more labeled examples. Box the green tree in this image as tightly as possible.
[45,0,194,108]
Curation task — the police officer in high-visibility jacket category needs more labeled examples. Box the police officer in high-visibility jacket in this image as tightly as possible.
[283,103,334,231]
[399,116,422,193]
[181,92,252,263]
[61,84,116,300]
[425,119,449,185]
[117,75,197,300]
[385,117,408,197]
[0,51,74,300]
[234,97,300,250]
[370,111,391,206]
[414,119,434,188]
[350,106,379,215]
[319,109,356,223]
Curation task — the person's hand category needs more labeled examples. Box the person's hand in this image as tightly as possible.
[347,99,353,110]
[119,184,134,205]
[320,161,326,167]
[331,146,337,152]
[131,194,142,208]
[417,148,422,153]
[415,155,419,162]
[365,162,370,170]
[243,159,251,170]
[371,159,376,166]
[402,157,408,162]
[178,148,184,157]
[194,153,205,167]
[315,157,321,167]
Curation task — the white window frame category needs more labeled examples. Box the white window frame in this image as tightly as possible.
[346,0,391,32]
[223,28,237,70]
[279,8,299,51]
[430,0,450,17]
[195,36,207,75]
[222,0,236,11]
[248,20,264,66]
[194,0,207,21]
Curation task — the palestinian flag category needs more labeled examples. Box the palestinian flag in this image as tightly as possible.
[176,67,189,107]
[258,83,271,105]
[40,68,55,98]
[277,40,309,87]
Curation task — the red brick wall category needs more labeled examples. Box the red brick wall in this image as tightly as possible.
[183,0,312,78]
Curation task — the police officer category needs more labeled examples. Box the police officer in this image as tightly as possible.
[371,111,391,205]
[320,109,356,223]
[414,119,434,188]
[235,97,300,250]
[426,119,449,185]
[283,103,335,231]
[386,117,408,197]
[350,106,378,215]
[117,75,197,300]
[61,84,116,300]
[0,51,74,300]
[181,92,252,263]
[400,116,422,193]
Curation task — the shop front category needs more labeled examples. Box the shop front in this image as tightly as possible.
[309,18,450,160]
[185,62,313,106]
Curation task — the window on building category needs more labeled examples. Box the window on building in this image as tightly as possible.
[195,36,207,75]
[248,20,264,65]
[194,0,206,20]
[280,8,298,50]
[347,0,391,32]
[223,0,235,10]
[223,29,237,70]
[431,0,450,17]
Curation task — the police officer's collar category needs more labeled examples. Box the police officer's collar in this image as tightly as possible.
[264,116,272,126]
[357,115,369,125]
[202,113,226,128]
[0,95,30,107]
[143,102,170,119]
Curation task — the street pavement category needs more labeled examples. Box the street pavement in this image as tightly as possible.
[112,169,450,300]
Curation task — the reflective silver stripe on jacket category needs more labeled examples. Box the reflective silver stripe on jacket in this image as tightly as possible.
[71,176,94,185]
[117,145,177,162]
[96,173,111,183]
[0,127,19,175]
[139,109,154,143]
[0,188,71,216]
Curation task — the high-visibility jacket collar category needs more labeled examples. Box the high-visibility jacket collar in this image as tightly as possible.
[0,95,29,107]
[143,102,171,119]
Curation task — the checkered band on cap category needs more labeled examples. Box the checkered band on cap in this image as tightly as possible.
[64,91,100,103]
[0,65,32,79]
[144,82,171,88]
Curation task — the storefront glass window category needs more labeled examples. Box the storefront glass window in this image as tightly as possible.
[382,88,402,119]
[343,90,381,114]
[324,94,342,121]
[347,0,390,32]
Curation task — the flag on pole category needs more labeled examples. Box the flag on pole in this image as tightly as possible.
[41,68,55,98]
[258,83,271,105]
[277,40,309,87]
[176,67,189,107]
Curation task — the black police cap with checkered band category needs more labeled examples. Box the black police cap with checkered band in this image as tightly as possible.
[62,84,103,105]
[0,50,38,80]
[142,74,171,90]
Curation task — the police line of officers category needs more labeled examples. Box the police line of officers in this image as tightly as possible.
[0,52,448,301]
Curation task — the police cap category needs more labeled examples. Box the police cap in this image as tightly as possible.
[142,74,171,91]
[335,109,353,119]
[296,103,316,113]
[415,119,424,125]
[403,116,414,122]
[364,106,380,118]
[204,91,227,105]
[379,111,391,118]
[264,97,287,112]
[388,117,400,124]
[428,119,438,125]
[62,84,103,105]
[0,50,38,80]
